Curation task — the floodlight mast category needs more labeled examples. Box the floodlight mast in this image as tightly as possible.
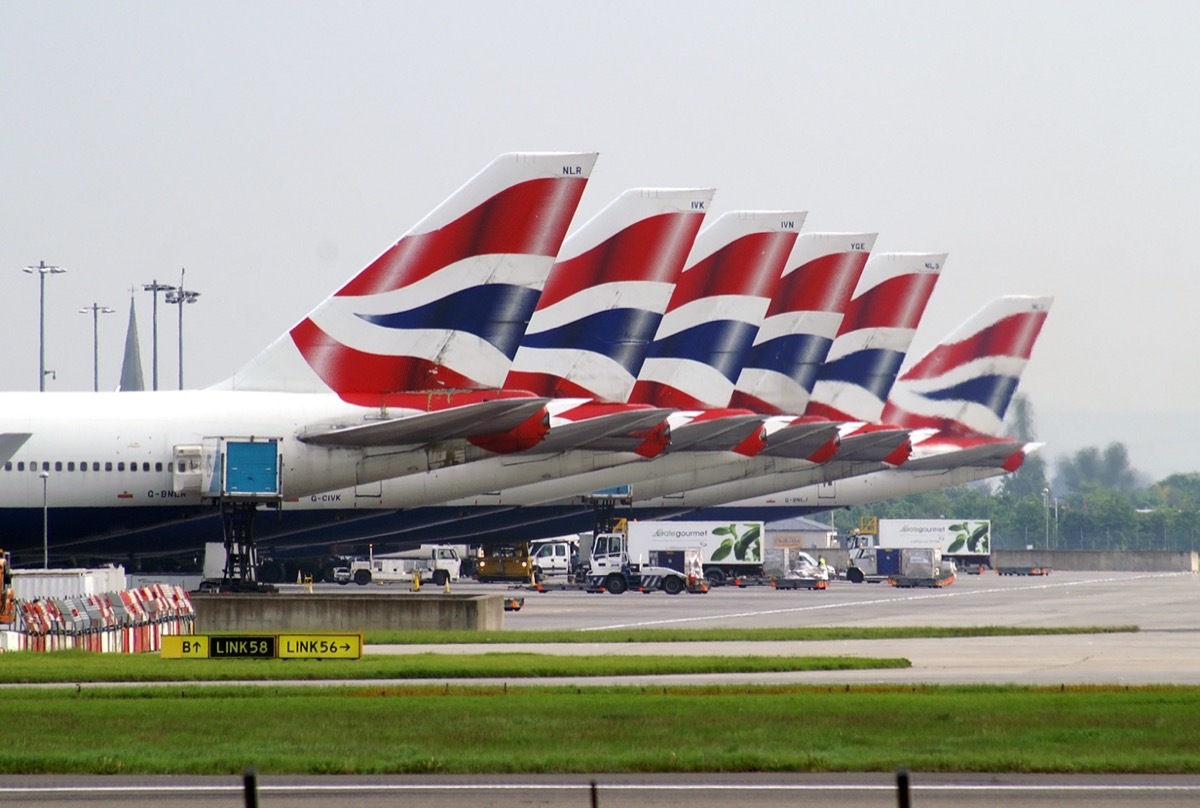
[21,260,67,392]
[164,267,201,390]
[79,303,116,392]
[141,279,177,391]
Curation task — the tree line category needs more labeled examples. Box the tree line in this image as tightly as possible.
[832,397,1200,553]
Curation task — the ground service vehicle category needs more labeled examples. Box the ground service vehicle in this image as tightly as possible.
[873,517,991,569]
[0,550,14,624]
[763,548,832,582]
[349,545,462,586]
[586,532,705,595]
[625,520,767,585]
[842,533,954,585]
[528,537,581,578]
[476,542,535,583]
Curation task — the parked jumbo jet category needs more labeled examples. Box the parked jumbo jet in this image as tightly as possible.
[355,292,1050,547]
[0,152,599,564]
[237,237,943,549]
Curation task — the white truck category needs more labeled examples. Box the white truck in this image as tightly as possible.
[842,533,954,585]
[586,532,705,595]
[528,536,583,579]
[875,518,991,570]
[347,545,462,587]
[625,520,769,584]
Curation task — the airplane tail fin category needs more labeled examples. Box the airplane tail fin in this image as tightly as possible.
[804,252,945,423]
[504,188,713,402]
[629,211,805,409]
[220,152,597,398]
[880,295,1053,436]
[730,232,876,414]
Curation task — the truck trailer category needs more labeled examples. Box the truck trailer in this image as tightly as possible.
[874,518,991,569]
[625,520,766,584]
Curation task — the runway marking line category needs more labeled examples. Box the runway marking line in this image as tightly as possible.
[581,573,1184,631]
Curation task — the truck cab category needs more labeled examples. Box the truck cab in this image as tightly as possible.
[529,538,580,579]
[586,532,703,595]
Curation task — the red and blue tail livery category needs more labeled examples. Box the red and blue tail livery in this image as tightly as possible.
[730,232,876,415]
[630,211,805,410]
[226,152,597,397]
[505,188,712,402]
[881,295,1053,436]
[804,252,945,423]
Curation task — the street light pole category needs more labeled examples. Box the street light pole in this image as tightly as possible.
[78,303,116,392]
[164,268,200,390]
[142,279,177,391]
[40,471,49,569]
[22,261,67,391]
[1042,487,1051,551]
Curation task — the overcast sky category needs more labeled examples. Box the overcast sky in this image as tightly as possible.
[3,1,1198,480]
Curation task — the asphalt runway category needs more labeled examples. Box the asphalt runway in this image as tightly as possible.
[9,570,1200,806]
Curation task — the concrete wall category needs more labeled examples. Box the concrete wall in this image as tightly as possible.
[992,550,1199,573]
[193,593,505,633]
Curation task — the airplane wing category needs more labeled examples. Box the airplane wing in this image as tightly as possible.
[534,408,675,454]
[664,413,768,454]
[299,399,549,447]
[0,433,31,465]
[899,437,1030,471]
[760,420,843,462]
[832,426,912,464]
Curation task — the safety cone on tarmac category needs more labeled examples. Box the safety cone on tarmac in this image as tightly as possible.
[443,576,451,594]
[296,570,302,585]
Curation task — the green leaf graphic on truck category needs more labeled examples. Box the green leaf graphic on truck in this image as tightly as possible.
[711,523,761,562]
[946,522,990,554]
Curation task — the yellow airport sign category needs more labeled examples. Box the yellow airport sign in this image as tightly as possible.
[277,633,362,659]
[161,633,361,659]
[161,635,210,659]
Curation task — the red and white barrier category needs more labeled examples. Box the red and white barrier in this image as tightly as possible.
[1,584,195,653]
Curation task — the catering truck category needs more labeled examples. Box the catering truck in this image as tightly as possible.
[875,518,991,569]
[586,531,705,595]
[625,520,768,584]
[842,533,953,586]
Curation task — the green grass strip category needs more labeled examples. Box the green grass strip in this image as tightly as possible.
[362,625,1137,645]
[0,684,1196,775]
[0,650,908,684]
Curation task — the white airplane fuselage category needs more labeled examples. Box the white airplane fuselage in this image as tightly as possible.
[0,390,495,512]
